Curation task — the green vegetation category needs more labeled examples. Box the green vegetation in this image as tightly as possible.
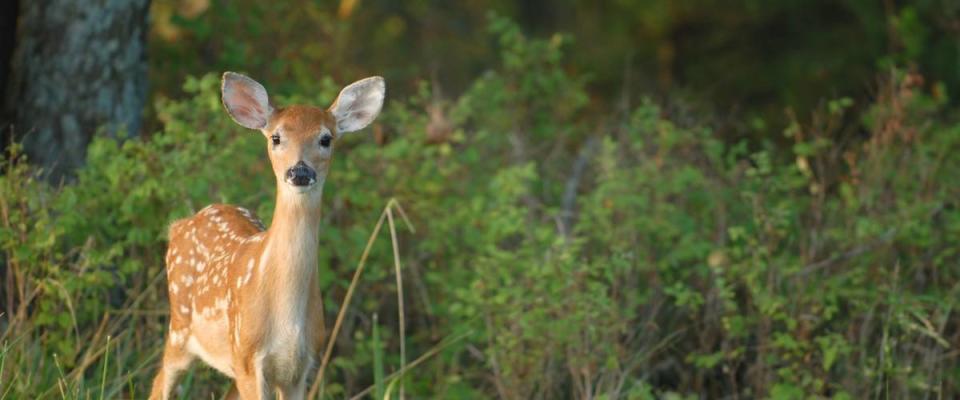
[2,7,960,400]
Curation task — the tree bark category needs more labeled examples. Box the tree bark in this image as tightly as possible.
[0,0,19,148]
[5,0,150,180]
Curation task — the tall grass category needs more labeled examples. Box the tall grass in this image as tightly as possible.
[0,193,432,398]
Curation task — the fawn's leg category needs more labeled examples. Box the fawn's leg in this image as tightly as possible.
[234,375,272,400]
[234,357,272,400]
[149,335,194,400]
[277,370,310,400]
[223,384,240,400]
[277,387,305,400]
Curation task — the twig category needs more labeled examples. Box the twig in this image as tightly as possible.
[559,135,599,238]
[390,199,416,234]
[799,229,897,276]
[308,200,392,399]
[67,270,165,383]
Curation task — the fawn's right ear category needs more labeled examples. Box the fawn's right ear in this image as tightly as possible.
[222,72,274,130]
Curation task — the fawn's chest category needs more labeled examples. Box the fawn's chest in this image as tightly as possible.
[260,285,313,384]
[256,240,318,384]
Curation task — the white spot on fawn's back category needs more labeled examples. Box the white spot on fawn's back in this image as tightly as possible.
[242,258,255,286]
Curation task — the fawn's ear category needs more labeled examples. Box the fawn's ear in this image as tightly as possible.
[328,76,385,133]
[222,72,274,130]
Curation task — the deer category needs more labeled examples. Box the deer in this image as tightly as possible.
[149,72,385,400]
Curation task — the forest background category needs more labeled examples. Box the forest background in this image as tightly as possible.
[0,1,959,398]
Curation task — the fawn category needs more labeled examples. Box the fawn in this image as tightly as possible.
[149,72,385,399]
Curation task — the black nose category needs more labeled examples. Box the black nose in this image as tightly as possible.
[285,161,316,186]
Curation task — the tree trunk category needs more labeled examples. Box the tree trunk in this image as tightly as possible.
[5,0,150,180]
[0,0,18,148]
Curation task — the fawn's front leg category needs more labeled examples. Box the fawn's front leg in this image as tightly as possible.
[234,362,272,400]
[232,345,271,400]
[277,377,309,400]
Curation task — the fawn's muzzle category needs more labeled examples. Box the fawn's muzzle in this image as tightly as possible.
[285,161,317,187]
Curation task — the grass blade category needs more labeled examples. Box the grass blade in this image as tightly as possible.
[348,328,472,400]
[386,204,406,400]
[99,335,111,400]
[372,313,385,400]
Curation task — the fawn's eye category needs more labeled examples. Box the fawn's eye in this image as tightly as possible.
[319,134,332,148]
[271,134,280,146]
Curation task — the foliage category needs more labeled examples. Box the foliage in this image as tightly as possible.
[148,0,960,132]
[2,15,960,399]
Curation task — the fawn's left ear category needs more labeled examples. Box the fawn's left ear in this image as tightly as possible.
[328,76,385,133]
[222,72,274,130]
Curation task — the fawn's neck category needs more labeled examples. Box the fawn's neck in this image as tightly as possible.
[260,186,323,322]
